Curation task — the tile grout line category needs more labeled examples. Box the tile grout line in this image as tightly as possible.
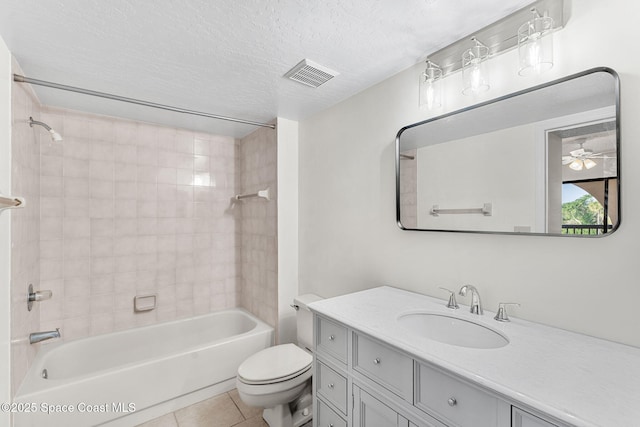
[227,391,248,422]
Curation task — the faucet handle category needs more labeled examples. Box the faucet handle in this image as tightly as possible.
[494,303,520,322]
[438,287,459,309]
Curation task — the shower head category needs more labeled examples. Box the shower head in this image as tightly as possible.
[29,116,63,142]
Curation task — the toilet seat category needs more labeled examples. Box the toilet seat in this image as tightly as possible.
[237,343,312,385]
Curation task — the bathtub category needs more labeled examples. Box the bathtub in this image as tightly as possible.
[13,308,273,427]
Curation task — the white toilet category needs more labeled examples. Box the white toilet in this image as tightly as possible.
[236,294,322,427]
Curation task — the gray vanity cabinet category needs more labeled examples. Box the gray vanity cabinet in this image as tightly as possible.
[313,313,569,427]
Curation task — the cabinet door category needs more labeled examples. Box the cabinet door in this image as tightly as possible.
[512,407,559,427]
[353,387,404,427]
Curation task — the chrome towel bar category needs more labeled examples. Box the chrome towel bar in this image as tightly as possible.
[430,203,492,216]
[234,188,270,201]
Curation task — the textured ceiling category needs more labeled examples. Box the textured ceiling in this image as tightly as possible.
[0,0,532,137]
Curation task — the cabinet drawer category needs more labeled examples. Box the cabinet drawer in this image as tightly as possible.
[416,362,497,427]
[317,399,347,427]
[353,333,413,400]
[316,362,348,415]
[316,316,348,363]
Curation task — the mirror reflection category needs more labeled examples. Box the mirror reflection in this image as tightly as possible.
[396,68,619,236]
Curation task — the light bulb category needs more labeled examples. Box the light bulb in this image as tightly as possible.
[518,9,554,76]
[583,159,597,169]
[462,38,490,95]
[419,60,442,110]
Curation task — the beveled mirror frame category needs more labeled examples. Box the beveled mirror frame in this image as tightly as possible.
[395,67,620,237]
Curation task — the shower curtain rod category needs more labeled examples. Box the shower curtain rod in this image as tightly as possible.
[13,74,276,130]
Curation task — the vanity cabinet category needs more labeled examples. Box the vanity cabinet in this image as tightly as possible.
[313,313,570,427]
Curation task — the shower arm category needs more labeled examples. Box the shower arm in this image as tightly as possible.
[28,116,63,142]
[29,117,53,131]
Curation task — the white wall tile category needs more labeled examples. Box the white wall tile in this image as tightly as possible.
[34,108,257,348]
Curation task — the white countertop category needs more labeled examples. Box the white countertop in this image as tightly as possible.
[308,286,640,427]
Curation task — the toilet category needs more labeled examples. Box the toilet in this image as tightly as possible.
[236,294,322,427]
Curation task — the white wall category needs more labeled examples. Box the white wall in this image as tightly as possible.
[415,124,537,232]
[0,36,13,425]
[298,0,640,347]
[276,118,299,344]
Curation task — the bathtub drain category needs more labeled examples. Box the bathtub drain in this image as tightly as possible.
[41,369,48,379]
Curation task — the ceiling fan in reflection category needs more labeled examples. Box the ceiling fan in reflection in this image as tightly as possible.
[562,140,614,171]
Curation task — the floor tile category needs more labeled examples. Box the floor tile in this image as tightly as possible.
[174,393,244,427]
[228,388,263,420]
[231,416,269,427]
[136,413,178,427]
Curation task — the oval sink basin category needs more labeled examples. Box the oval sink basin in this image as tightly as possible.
[397,312,509,349]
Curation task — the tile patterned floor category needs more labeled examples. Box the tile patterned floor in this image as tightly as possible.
[136,390,266,427]
[136,389,312,427]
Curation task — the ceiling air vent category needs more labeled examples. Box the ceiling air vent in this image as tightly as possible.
[284,59,339,88]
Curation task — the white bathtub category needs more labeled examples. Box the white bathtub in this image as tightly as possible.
[14,308,273,427]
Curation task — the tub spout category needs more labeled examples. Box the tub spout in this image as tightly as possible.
[29,328,60,344]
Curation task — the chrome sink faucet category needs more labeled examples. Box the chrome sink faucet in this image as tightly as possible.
[458,285,483,315]
[29,328,60,344]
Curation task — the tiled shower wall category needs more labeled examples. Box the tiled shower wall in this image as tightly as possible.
[399,148,417,228]
[239,126,278,331]
[10,59,41,396]
[38,107,241,341]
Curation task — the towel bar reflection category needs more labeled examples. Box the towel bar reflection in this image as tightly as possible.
[430,203,492,216]
[234,188,270,201]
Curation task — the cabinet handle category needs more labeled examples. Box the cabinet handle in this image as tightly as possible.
[328,383,334,389]
[329,334,335,341]
[373,358,381,364]
[448,397,457,407]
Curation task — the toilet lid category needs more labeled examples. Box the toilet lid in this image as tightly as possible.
[238,343,312,384]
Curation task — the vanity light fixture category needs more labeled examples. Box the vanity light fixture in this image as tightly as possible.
[419,60,443,110]
[518,8,554,76]
[416,0,564,106]
[462,38,490,95]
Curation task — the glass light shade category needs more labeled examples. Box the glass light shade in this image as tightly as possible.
[518,12,554,76]
[569,159,583,171]
[419,61,443,110]
[583,158,597,169]
[462,39,490,95]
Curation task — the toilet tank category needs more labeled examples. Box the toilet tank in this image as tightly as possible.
[294,294,323,351]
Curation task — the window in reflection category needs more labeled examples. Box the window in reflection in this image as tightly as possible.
[561,181,615,235]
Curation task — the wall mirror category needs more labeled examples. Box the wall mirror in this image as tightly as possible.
[396,68,620,236]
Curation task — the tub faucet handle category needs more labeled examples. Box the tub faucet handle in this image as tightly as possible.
[29,289,52,302]
[438,287,459,309]
[27,283,53,311]
[494,303,520,322]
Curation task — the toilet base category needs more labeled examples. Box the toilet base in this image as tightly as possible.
[262,389,312,427]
